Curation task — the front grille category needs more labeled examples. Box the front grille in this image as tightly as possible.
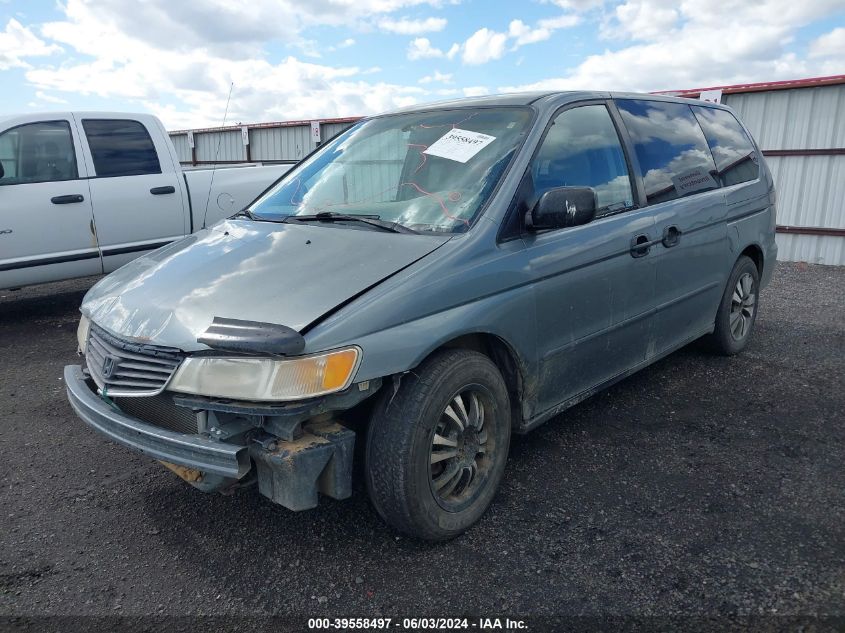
[85,323,184,397]
[113,393,200,435]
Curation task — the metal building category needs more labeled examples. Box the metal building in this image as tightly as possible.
[169,117,360,166]
[169,75,845,265]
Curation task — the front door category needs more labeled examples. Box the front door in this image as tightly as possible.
[0,117,100,289]
[521,103,656,415]
[75,116,187,272]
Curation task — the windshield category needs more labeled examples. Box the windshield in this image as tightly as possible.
[248,107,533,233]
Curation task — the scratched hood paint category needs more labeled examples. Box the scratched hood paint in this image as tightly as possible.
[81,219,449,351]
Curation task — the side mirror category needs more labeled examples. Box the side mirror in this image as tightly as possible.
[0,162,4,180]
[526,186,597,231]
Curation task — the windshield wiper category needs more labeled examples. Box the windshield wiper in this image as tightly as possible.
[231,208,257,221]
[286,211,418,234]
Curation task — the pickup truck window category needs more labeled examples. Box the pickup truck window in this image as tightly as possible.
[249,107,533,233]
[81,119,161,178]
[0,121,78,185]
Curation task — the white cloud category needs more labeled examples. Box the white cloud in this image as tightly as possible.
[0,18,61,70]
[407,36,445,59]
[508,20,552,46]
[378,16,447,34]
[502,0,845,93]
[538,14,582,29]
[419,70,453,83]
[23,2,429,128]
[462,28,508,64]
[809,27,845,58]
[546,0,605,11]
[604,0,679,41]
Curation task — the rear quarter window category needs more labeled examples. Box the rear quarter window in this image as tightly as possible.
[82,119,161,177]
[691,106,759,187]
[617,99,719,205]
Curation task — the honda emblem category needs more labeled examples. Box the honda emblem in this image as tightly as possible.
[102,355,117,379]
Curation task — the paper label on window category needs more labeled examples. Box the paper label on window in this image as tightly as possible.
[423,128,496,163]
[671,166,718,195]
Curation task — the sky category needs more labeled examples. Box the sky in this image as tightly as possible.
[1,0,844,130]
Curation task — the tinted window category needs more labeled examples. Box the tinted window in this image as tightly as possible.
[617,99,718,204]
[532,105,634,216]
[0,121,78,185]
[82,119,161,177]
[692,106,759,187]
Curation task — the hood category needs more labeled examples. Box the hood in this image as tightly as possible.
[82,219,450,351]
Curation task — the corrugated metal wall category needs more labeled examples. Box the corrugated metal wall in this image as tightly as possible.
[170,133,192,164]
[194,129,244,162]
[169,119,357,166]
[725,85,845,265]
[321,121,355,142]
[251,125,313,162]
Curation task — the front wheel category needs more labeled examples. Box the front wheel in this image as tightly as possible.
[365,349,511,541]
[706,255,760,355]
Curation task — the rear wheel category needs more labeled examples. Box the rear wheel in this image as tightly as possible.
[365,349,511,541]
[706,255,760,355]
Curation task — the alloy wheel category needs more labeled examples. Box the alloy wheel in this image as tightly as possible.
[730,272,756,340]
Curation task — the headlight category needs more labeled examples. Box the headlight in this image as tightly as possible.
[167,347,361,401]
[77,315,90,354]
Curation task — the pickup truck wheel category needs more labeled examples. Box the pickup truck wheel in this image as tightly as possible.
[365,349,511,541]
[706,255,760,355]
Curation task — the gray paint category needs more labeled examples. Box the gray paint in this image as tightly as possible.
[80,90,777,430]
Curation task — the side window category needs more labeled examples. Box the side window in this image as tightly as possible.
[82,119,161,177]
[532,104,634,216]
[617,99,719,205]
[691,106,759,187]
[0,121,78,185]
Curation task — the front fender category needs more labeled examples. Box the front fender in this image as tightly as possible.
[332,282,539,417]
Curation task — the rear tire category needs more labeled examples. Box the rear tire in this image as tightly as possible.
[705,255,760,355]
[365,349,511,541]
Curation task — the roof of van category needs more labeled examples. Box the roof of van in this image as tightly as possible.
[377,89,731,116]
[382,91,576,113]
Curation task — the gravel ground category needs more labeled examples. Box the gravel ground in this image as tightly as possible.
[0,263,843,626]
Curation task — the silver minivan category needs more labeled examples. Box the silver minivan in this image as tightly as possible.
[66,91,777,540]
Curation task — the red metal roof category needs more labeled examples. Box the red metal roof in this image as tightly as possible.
[652,74,845,98]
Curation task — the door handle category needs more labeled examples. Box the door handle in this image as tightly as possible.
[662,225,682,248]
[150,186,176,195]
[630,233,654,258]
[51,194,84,204]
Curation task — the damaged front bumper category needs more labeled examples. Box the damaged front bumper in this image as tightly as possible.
[64,364,362,511]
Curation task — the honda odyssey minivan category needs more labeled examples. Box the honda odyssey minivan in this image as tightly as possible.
[66,91,776,540]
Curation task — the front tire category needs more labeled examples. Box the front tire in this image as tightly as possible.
[365,349,511,541]
[706,255,760,355]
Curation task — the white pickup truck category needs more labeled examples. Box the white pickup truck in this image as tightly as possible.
[0,112,291,290]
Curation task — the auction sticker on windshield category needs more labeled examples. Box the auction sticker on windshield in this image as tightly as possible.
[423,128,496,163]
